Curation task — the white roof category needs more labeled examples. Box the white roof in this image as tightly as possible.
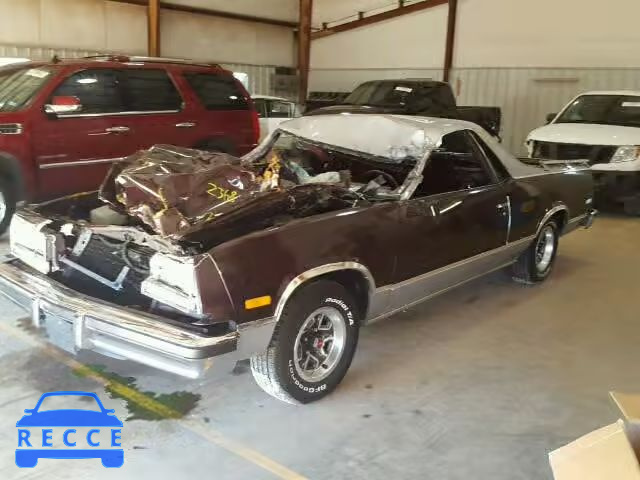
[277,114,540,178]
[279,114,478,161]
[251,94,294,102]
[579,90,640,97]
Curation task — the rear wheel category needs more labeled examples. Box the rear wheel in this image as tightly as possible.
[512,220,559,284]
[250,280,360,404]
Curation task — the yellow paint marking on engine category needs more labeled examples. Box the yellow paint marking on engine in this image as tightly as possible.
[244,295,272,310]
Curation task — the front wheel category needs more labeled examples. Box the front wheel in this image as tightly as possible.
[250,280,360,404]
[0,178,16,235]
[512,220,559,284]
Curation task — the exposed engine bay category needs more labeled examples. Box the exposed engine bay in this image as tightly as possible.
[19,136,414,324]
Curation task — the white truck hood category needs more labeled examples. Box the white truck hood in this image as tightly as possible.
[527,123,640,146]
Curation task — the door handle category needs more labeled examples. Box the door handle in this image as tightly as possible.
[175,122,196,128]
[407,201,439,218]
[496,201,509,216]
[105,126,130,134]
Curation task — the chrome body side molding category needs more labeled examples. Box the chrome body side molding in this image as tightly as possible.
[39,157,123,169]
[366,236,534,324]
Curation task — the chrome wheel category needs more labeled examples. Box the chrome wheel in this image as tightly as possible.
[0,191,7,224]
[293,306,347,383]
[535,226,555,272]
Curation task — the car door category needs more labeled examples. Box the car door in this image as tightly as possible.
[181,71,256,155]
[31,68,135,198]
[387,130,509,309]
[109,67,194,151]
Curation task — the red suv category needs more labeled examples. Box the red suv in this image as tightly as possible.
[0,55,260,233]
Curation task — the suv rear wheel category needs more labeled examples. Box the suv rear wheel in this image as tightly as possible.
[250,280,360,404]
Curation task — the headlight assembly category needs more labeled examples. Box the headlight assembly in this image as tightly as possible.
[140,253,203,315]
[611,145,640,163]
[9,215,61,274]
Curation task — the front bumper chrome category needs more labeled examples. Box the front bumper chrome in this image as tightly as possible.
[0,258,241,379]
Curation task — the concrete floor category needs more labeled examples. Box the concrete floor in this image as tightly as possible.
[1,214,639,480]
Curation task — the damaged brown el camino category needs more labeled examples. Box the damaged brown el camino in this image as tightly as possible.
[0,115,596,404]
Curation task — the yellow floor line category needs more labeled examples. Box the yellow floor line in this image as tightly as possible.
[0,321,308,480]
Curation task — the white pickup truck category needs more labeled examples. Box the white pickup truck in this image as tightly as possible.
[526,91,640,214]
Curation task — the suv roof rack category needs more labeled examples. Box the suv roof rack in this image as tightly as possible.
[81,55,221,68]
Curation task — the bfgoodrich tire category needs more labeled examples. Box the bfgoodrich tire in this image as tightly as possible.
[512,220,559,284]
[250,280,360,404]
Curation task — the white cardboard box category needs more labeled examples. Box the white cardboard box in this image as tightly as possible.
[550,392,640,479]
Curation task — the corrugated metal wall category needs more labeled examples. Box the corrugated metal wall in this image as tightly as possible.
[0,43,282,98]
[0,44,101,61]
[451,68,640,154]
[310,67,640,154]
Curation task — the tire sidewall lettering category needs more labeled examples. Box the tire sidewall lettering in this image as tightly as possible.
[288,359,327,393]
[286,296,354,393]
[324,297,355,326]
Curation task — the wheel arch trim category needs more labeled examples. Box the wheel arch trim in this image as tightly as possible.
[536,203,569,235]
[274,262,376,323]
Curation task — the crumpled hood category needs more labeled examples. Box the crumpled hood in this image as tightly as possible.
[528,122,640,146]
[100,145,265,237]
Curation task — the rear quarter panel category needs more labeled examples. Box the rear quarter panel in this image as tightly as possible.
[509,169,593,241]
[209,202,399,324]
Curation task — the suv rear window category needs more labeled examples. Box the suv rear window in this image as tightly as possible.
[183,72,248,110]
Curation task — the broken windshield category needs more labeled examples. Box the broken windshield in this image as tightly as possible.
[248,132,416,197]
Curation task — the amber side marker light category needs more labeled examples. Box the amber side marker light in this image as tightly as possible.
[245,295,272,310]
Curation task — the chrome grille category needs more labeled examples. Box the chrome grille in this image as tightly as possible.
[533,141,616,165]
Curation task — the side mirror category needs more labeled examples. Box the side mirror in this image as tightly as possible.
[546,113,557,124]
[23,409,34,414]
[45,96,82,115]
[104,409,116,414]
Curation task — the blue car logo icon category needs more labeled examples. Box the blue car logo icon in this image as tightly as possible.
[16,391,123,468]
